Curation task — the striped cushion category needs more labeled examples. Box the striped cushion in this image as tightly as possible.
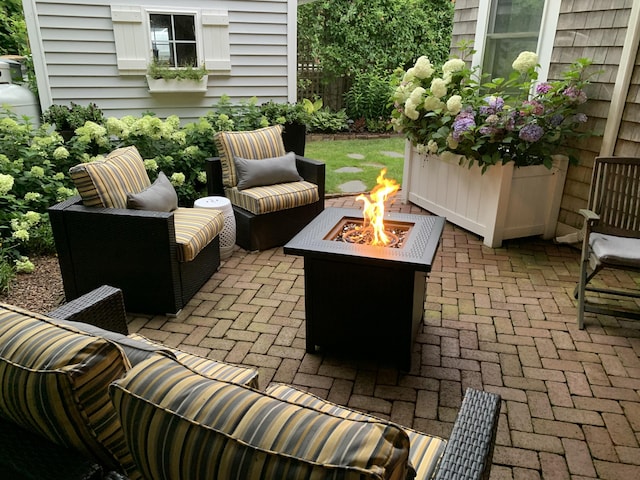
[173,207,225,262]
[110,355,411,480]
[266,384,447,480]
[226,180,319,215]
[0,304,141,480]
[127,333,259,388]
[214,125,286,188]
[69,146,151,208]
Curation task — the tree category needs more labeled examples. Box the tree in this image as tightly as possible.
[298,0,454,79]
[0,0,28,56]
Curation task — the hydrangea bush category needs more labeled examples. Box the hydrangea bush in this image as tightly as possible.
[391,46,594,170]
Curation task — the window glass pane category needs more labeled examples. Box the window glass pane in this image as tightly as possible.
[492,0,544,33]
[482,0,544,79]
[174,15,195,41]
[175,44,197,67]
[484,36,539,80]
[150,14,172,63]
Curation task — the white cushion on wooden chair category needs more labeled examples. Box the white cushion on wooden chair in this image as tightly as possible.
[590,233,640,268]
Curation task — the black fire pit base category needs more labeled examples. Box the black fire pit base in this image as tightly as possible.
[284,208,445,371]
[303,256,426,370]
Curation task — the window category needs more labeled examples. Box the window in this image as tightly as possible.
[111,5,231,75]
[473,0,560,83]
[150,14,197,67]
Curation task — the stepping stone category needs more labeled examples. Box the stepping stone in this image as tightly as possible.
[337,180,367,193]
[381,151,404,158]
[347,153,365,159]
[335,166,363,173]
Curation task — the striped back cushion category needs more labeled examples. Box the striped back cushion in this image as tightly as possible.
[265,384,448,480]
[127,333,259,388]
[226,180,319,215]
[214,125,286,188]
[69,146,151,208]
[110,355,410,480]
[172,207,225,262]
[0,304,141,479]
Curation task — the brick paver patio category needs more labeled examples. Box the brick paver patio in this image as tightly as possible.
[128,195,640,480]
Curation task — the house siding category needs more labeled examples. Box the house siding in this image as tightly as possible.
[25,0,294,123]
[451,0,638,234]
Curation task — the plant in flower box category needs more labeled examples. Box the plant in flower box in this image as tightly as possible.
[391,46,597,247]
[391,45,594,171]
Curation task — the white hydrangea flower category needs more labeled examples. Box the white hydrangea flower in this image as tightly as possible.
[53,146,70,160]
[427,140,439,154]
[430,78,448,98]
[413,56,434,79]
[512,51,538,73]
[446,95,463,115]
[442,58,466,76]
[0,173,15,195]
[423,96,444,112]
[170,172,186,187]
[15,256,35,274]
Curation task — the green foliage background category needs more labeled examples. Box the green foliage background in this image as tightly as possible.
[298,0,454,79]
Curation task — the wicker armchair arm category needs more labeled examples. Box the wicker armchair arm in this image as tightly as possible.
[47,285,129,335]
[433,388,501,480]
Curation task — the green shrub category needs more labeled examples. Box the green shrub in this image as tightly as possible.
[344,71,394,124]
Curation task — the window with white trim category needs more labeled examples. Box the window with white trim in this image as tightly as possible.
[473,0,560,83]
[111,5,231,75]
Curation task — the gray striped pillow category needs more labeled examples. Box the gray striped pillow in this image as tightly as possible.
[110,354,411,480]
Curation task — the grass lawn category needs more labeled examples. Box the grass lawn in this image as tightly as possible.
[305,136,405,194]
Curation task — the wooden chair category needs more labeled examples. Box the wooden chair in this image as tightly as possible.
[576,156,640,329]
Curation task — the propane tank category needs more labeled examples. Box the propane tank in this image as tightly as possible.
[0,61,41,126]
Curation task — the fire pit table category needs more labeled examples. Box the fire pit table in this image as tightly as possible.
[284,207,445,370]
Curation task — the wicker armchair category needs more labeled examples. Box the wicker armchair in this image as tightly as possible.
[49,146,224,315]
[206,125,325,251]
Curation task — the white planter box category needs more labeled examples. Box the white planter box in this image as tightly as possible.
[146,75,208,93]
[401,141,569,248]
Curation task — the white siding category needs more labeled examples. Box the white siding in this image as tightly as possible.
[25,0,294,123]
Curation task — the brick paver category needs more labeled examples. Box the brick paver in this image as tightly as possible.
[128,195,640,480]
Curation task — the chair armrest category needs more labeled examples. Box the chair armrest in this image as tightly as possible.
[296,155,326,199]
[433,388,501,480]
[47,285,129,335]
[579,208,600,224]
[205,157,225,196]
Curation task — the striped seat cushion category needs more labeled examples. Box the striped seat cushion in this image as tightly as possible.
[226,181,319,215]
[69,146,151,208]
[110,355,411,480]
[173,207,225,262]
[0,304,141,480]
[214,125,286,188]
[266,384,447,480]
[127,333,259,388]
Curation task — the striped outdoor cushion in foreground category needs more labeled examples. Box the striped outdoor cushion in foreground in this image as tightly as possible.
[0,303,141,479]
[110,354,411,480]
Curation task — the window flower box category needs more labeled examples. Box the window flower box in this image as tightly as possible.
[146,75,208,93]
[401,141,569,248]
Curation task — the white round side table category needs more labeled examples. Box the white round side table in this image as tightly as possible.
[194,196,236,259]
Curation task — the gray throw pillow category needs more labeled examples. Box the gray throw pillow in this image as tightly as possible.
[234,151,302,190]
[126,171,178,212]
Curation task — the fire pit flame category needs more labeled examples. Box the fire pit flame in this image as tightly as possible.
[353,168,400,246]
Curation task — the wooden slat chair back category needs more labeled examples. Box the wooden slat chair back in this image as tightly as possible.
[576,156,640,328]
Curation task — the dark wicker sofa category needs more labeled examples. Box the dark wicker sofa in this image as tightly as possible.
[0,285,501,480]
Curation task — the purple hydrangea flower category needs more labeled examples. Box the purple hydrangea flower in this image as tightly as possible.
[519,124,544,142]
[479,96,505,115]
[549,114,564,126]
[452,109,476,140]
[563,86,587,104]
[536,83,552,94]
